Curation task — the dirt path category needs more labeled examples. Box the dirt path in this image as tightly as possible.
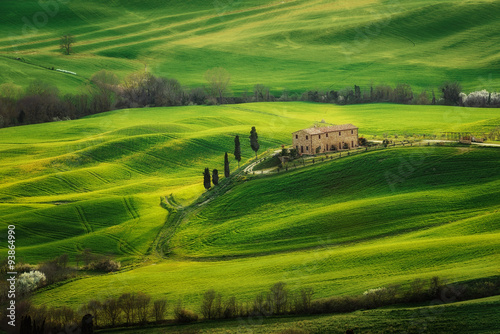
[152,163,250,258]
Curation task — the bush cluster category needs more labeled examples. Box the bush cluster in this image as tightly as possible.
[83,258,121,272]
[174,301,199,323]
[17,271,46,296]
[459,90,500,107]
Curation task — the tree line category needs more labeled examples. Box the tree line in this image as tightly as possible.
[4,275,498,332]
[1,67,499,129]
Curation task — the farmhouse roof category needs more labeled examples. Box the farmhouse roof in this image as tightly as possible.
[293,124,358,135]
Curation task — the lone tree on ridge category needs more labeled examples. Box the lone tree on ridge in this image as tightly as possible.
[224,152,230,178]
[60,34,75,55]
[249,126,260,158]
[234,135,241,167]
[203,168,211,190]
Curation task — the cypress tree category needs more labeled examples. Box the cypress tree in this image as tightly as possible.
[212,169,219,186]
[203,168,211,190]
[234,135,241,167]
[224,152,230,177]
[249,126,260,158]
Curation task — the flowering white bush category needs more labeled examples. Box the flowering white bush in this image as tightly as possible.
[491,92,500,105]
[363,287,387,296]
[458,92,467,105]
[17,270,46,295]
[462,90,500,107]
[465,90,489,106]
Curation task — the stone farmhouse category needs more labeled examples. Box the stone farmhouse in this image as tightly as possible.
[292,124,359,155]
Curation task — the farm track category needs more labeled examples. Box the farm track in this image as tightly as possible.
[55,175,82,193]
[75,206,93,234]
[123,197,139,220]
[87,170,110,185]
[103,232,142,256]
[152,159,249,258]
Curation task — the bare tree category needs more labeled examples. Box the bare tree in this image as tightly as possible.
[201,289,216,319]
[204,67,230,104]
[89,70,120,113]
[267,282,288,314]
[135,292,151,324]
[101,297,121,326]
[254,84,270,102]
[84,300,102,327]
[152,299,167,322]
[118,293,137,325]
[60,34,75,55]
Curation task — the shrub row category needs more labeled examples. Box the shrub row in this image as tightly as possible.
[1,276,499,332]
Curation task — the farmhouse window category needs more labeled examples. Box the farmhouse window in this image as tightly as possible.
[339,132,341,136]
[326,133,328,137]
[295,134,298,139]
[306,146,309,151]
[351,141,354,147]
[301,146,304,153]
[351,130,353,134]
[319,135,321,139]
[306,135,309,140]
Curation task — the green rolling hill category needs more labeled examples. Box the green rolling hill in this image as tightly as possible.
[1,0,499,94]
[0,102,498,315]
[1,0,500,328]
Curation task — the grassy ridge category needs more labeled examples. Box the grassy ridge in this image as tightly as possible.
[1,102,499,263]
[31,230,499,310]
[170,146,500,258]
[0,102,498,314]
[1,0,499,93]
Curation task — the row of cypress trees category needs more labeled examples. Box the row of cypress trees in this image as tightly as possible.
[203,127,259,189]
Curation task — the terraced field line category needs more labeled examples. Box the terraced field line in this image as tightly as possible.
[75,206,93,234]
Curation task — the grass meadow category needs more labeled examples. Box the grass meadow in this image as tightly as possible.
[1,0,499,94]
[0,102,498,318]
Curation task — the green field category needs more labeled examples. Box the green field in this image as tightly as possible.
[1,1,500,331]
[1,0,499,94]
[1,102,499,319]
